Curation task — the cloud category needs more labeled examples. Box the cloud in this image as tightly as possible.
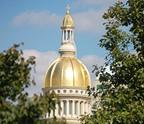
[75,0,112,8]
[23,49,58,95]
[11,0,126,30]
[73,0,126,32]
[12,9,104,32]
[12,7,106,32]
[80,55,104,86]
[73,9,105,32]
[12,11,61,27]
[75,0,125,7]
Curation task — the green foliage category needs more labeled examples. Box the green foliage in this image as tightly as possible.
[0,44,35,102]
[0,44,63,124]
[16,92,61,124]
[82,0,144,124]
[0,43,36,123]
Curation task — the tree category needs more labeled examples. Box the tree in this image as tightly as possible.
[16,92,61,124]
[0,44,35,102]
[0,44,64,124]
[0,43,36,123]
[82,0,144,123]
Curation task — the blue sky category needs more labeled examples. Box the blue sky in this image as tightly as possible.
[0,0,115,56]
[0,0,121,94]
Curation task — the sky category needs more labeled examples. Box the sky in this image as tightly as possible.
[0,0,121,95]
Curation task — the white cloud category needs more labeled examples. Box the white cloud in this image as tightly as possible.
[73,9,105,32]
[23,49,58,95]
[75,0,113,7]
[73,0,126,32]
[75,0,125,7]
[12,8,105,32]
[12,11,61,27]
[80,55,104,86]
[11,0,126,30]
[12,9,104,32]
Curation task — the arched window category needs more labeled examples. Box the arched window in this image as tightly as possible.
[67,30,70,40]
[64,30,66,40]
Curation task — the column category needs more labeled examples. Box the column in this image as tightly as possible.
[87,102,89,114]
[66,30,68,41]
[70,30,72,41]
[67,100,69,117]
[50,110,53,118]
[77,100,80,116]
[88,102,90,114]
[55,104,59,117]
[83,101,85,114]
[62,31,64,42]
[84,102,87,114]
[46,112,48,118]
[58,102,61,116]
[61,100,64,116]
[81,102,84,115]
[70,30,71,40]
[72,100,75,117]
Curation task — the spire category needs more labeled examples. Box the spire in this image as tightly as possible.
[66,4,70,14]
[59,5,76,57]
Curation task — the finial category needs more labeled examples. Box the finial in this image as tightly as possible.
[66,4,70,14]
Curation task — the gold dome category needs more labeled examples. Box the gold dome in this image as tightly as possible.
[44,57,91,89]
[61,7,74,29]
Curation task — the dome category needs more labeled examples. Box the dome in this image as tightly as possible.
[44,57,91,89]
[61,9,74,29]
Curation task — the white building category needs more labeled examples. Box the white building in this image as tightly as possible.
[43,6,91,124]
